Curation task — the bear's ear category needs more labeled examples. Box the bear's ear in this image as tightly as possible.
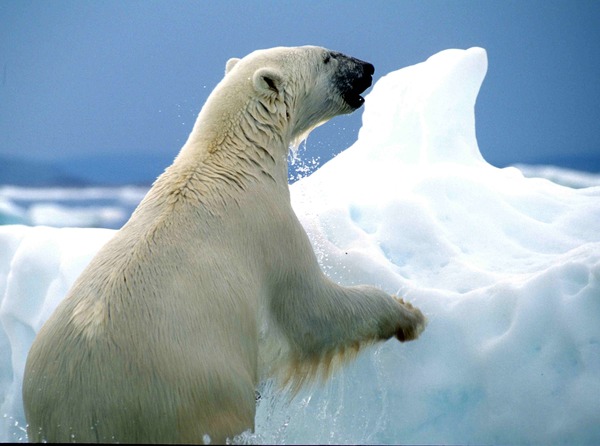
[225,58,240,74]
[253,67,284,96]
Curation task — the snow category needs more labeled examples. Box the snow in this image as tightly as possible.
[2,47,600,444]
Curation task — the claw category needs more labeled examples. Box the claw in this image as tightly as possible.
[392,296,427,342]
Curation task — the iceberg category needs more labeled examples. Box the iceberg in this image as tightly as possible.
[1,47,599,444]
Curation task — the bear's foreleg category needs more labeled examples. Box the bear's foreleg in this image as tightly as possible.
[271,275,426,392]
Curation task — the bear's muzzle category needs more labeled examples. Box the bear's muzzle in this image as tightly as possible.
[333,54,374,109]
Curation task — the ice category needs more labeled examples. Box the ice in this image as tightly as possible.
[0,186,148,229]
[1,47,600,444]
[517,164,600,189]
[0,199,27,226]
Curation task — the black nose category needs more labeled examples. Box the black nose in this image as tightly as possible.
[354,60,374,91]
[350,56,374,76]
[363,62,375,76]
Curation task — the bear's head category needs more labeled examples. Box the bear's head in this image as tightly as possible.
[222,46,374,147]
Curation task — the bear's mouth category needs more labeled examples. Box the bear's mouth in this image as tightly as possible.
[343,91,366,109]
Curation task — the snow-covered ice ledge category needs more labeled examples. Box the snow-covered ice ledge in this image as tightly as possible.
[2,48,600,444]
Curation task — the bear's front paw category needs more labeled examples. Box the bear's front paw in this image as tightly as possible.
[392,296,427,342]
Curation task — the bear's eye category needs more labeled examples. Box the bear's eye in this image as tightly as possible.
[323,54,331,65]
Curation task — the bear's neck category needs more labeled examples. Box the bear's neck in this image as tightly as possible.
[174,94,292,189]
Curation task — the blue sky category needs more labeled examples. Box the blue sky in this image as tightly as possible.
[1,0,599,184]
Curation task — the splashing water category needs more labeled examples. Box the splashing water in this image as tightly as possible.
[288,140,322,183]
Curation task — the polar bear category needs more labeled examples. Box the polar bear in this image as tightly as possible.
[22,46,426,444]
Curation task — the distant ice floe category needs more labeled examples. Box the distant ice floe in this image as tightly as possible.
[1,48,599,444]
[516,164,600,189]
[0,186,148,229]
